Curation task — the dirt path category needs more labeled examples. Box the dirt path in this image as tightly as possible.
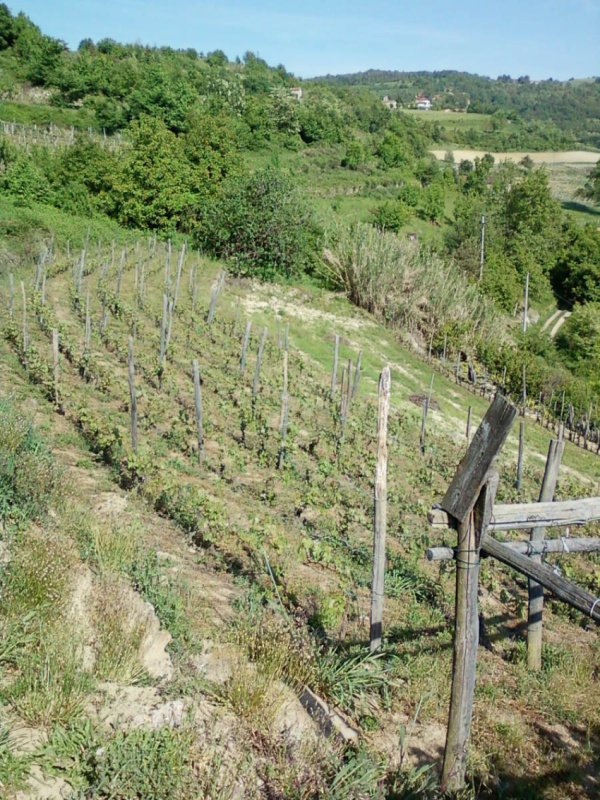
[431,149,599,164]
[549,310,571,339]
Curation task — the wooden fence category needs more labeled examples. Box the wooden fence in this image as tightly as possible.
[427,394,600,792]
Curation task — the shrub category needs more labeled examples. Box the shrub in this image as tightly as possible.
[199,166,322,281]
[371,200,411,233]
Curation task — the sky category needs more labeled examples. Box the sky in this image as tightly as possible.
[10,0,600,80]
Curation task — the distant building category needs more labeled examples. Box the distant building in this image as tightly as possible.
[290,87,303,101]
[415,94,432,110]
[382,95,398,110]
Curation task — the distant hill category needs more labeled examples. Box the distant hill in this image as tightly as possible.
[312,70,600,148]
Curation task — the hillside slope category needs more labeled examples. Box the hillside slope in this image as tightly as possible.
[0,204,598,798]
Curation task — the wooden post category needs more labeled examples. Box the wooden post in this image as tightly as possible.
[527,437,564,671]
[173,244,185,311]
[115,248,125,299]
[438,395,517,792]
[192,359,204,464]
[515,420,525,491]
[159,293,169,374]
[330,334,339,399]
[52,329,59,407]
[521,364,527,415]
[466,406,472,444]
[419,397,429,456]
[252,327,267,408]
[277,349,289,470]
[84,292,91,352]
[441,474,499,792]
[240,321,252,374]
[20,281,28,353]
[207,270,225,325]
[370,366,391,652]
[164,239,172,295]
[128,336,138,453]
[8,272,14,319]
[190,261,198,314]
[351,350,362,401]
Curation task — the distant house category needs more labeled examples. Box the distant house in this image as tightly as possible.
[415,94,432,110]
[382,95,398,110]
[290,87,303,101]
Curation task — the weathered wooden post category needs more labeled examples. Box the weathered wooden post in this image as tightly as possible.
[159,293,169,377]
[515,420,525,491]
[330,334,339,399]
[277,348,289,470]
[370,365,391,652]
[192,359,204,464]
[20,281,29,354]
[52,329,60,408]
[8,272,14,319]
[440,394,517,793]
[173,244,185,311]
[351,350,362,401]
[128,336,138,453]
[419,397,429,456]
[252,327,267,410]
[207,270,225,325]
[84,292,92,353]
[527,437,564,671]
[240,321,252,375]
[521,364,527,415]
[466,406,472,444]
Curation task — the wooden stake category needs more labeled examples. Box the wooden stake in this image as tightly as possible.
[128,336,138,453]
[173,243,185,311]
[370,365,391,652]
[192,359,204,464]
[20,281,28,353]
[52,329,59,407]
[419,397,429,456]
[8,272,14,319]
[515,420,525,491]
[252,327,267,408]
[84,292,91,352]
[240,321,252,374]
[330,334,339,398]
[277,349,289,470]
[441,474,498,792]
[466,406,472,444]
[207,270,225,325]
[351,350,362,401]
[159,293,169,373]
[527,437,564,671]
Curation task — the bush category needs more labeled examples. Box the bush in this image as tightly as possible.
[199,166,322,281]
[371,200,411,233]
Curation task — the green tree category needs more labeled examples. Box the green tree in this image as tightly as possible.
[198,167,322,280]
[555,302,600,382]
[371,200,411,232]
[551,221,600,307]
[112,116,192,233]
[577,159,600,205]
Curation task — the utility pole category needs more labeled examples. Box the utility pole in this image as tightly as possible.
[478,214,485,282]
[522,272,530,334]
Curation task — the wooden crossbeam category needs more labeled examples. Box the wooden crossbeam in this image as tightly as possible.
[429,496,600,532]
[427,536,600,561]
[482,536,600,622]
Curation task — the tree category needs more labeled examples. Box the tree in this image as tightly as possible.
[577,159,600,205]
[371,200,410,232]
[198,167,322,280]
[112,116,192,233]
[555,302,600,382]
[551,221,600,307]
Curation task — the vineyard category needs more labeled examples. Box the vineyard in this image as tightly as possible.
[1,227,599,798]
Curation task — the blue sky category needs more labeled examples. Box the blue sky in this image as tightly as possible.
[11,0,600,79]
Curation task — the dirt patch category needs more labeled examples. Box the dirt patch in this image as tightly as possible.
[409,394,439,411]
[431,149,600,165]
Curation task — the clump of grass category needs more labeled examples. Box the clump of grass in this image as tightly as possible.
[0,726,31,795]
[3,631,91,727]
[2,529,77,621]
[83,727,195,800]
[230,605,317,692]
[0,397,62,525]
[92,575,147,684]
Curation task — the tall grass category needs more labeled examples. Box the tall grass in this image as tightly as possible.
[322,222,504,351]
